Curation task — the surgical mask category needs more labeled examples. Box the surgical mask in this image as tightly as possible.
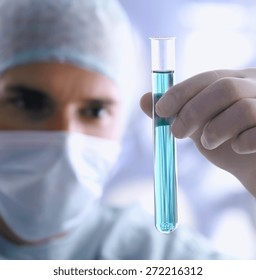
[0,131,121,242]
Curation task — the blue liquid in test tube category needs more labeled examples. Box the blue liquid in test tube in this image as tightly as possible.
[151,37,178,233]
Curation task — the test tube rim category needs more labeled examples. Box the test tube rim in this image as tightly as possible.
[149,36,176,41]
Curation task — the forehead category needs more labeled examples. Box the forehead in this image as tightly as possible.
[0,62,120,101]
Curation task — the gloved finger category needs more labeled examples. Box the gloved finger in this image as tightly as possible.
[140,92,152,118]
[201,98,256,150]
[232,126,256,154]
[155,69,244,118]
[171,77,256,138]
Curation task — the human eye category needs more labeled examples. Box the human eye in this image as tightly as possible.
[5,86,55,119]
[79,100,110,120]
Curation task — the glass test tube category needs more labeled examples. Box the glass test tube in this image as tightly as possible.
[150,37,178,233]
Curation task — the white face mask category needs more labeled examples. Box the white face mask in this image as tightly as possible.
[0,131,121,242]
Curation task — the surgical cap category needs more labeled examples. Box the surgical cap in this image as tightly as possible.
[0,0,141,108]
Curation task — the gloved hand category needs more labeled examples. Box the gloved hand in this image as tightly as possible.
[140,68,256,197]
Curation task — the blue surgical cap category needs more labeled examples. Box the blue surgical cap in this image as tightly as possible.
[0,0,139,94]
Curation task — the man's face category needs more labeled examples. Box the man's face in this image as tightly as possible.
[0,62,125,140]
[0,62,126,245]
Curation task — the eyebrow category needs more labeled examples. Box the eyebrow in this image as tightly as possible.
[6,85,117,106]
[6,85,50,97]
[83,98,116,106]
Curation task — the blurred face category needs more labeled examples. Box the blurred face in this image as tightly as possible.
[0,62,125,244]
[0,62,125,140]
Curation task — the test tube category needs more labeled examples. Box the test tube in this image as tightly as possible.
[150,37,178,233]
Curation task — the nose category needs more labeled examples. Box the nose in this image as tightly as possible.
[45,109,78,132]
